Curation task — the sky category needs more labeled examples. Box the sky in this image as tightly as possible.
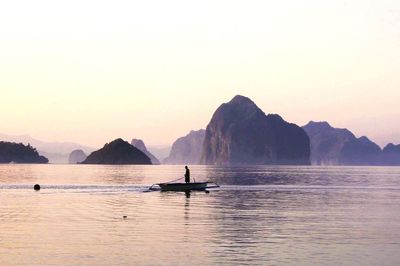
[1,0,400,148]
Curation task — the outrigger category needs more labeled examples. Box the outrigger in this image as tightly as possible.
[149,179,219,192]
[149,166,219,192]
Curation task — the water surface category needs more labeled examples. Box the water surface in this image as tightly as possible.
[0,165,400,265]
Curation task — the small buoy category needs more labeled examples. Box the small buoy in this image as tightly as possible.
[34,184,41,191]
[123,216,127,219]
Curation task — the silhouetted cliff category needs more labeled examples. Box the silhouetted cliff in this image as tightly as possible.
[0,141,48,164]
[200,95,310,165]
[68,149,87,164]
[131,139,160,164]
[303,121,385,165]
[163,130,205,165]
[380,143,400,166]
[82,139,151,165]
[339,136,381,165]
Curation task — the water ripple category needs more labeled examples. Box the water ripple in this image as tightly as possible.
[0,165,400,265]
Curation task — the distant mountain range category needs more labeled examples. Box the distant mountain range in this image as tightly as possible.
[161,97,399,166]
[163,96,311,165]
[303,121,400,166]
[1,96,399,166]
[0,133,94,163]
[146,145,171,162]
[163,129,205,165]
[131,139,160,164]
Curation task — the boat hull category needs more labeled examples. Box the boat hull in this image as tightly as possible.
[158,182,209,191]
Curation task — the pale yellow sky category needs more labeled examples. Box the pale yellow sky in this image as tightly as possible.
[1,0,399,147]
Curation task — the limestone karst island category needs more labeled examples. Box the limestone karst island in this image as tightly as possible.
[1,95,399,166]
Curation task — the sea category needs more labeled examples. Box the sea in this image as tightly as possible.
[0,164,400,266]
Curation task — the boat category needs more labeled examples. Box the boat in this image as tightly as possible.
[151,182,219,192]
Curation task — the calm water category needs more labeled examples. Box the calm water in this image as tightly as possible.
[1,165,400,266]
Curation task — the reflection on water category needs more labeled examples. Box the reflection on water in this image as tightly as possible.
[0,165,400,265]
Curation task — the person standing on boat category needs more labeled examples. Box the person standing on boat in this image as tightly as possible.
[184,166,190,183]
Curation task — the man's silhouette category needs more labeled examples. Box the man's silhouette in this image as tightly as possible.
[184,166,190,183]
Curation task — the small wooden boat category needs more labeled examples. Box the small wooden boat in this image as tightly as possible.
[152,182,219,192]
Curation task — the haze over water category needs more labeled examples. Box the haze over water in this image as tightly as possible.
[1,165,400,266]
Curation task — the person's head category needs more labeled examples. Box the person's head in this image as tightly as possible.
[185,166,188,169]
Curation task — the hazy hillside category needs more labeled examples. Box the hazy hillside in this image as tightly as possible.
[131,139,160,164]
[0,133,94,163]
[146,145,171,162]
[163,130,205,165]
[303,121,400,166]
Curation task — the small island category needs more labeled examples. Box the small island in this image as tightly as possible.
[68,149,87,164]
[0,141,48,164]
[81,138,152,165]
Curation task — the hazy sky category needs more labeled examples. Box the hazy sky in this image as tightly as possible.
[1,0,399,147]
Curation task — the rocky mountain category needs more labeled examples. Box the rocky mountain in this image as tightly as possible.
[0,133,94,163]
[131,139,160,164]
[339,136,382,165]
[200,95,310,165]
[68,149,87,164]
[82,138,151,165]
[163,129,205,165]
[303,121,386,165]
[0,141,48,164]
[303,121,355,165]
[380,143,400,166]
[383,143,400,153]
